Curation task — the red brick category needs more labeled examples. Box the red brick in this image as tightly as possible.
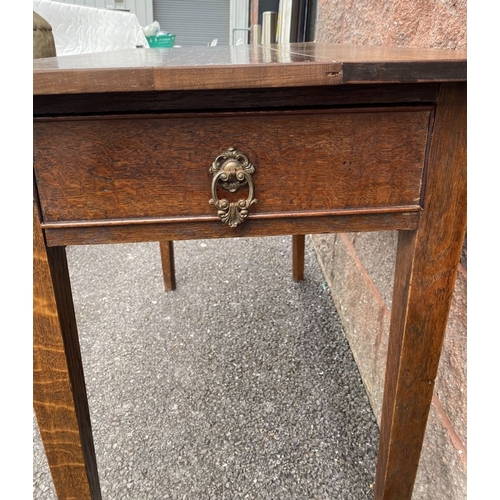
[434,269,467,447]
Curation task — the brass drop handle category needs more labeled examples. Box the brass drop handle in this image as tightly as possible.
[209,147,257,227]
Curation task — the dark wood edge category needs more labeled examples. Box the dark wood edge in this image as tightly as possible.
[33,104,435,123]
[44,212,420,247]
[40,206,422,230]
[33,83,441,116]
[159,241,176,291]
[342,60,466,84]
[292,234,306,282]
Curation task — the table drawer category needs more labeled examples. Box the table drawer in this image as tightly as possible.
[34,108,431,225]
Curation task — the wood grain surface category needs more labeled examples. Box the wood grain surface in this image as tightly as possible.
[33,43,466,96]
[34,108,430,226]
[33,44,467,500]
[33,201,101,500]
[374,83,467,499]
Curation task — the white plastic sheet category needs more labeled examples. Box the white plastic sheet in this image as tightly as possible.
[33,0,148,55]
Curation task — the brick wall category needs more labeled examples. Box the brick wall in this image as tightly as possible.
[312,1,467,499]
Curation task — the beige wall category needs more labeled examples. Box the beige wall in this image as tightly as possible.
[312,1,467,499]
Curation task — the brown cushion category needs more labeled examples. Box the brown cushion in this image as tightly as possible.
[33,11,56,59]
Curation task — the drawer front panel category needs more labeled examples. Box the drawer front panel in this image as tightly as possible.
[34,109,430,224]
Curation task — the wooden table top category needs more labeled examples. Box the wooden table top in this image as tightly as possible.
[33,42,467,95]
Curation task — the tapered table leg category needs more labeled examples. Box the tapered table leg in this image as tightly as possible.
[33,202,101,500]
[374,83,467,499]
[292,234,305,281]
[159,240,176,291]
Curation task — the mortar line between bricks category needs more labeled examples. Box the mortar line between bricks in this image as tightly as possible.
[432,393,467,465]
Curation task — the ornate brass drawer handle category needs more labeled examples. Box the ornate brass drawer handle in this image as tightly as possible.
[209,147,257,227]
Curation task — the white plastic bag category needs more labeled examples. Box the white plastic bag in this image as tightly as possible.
[142,21,161,37]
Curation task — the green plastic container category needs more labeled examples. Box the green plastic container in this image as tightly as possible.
[146,34,176,48]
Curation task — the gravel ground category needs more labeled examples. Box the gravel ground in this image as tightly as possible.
[33,236,379,500]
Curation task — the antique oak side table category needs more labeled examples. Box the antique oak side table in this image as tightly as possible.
[33,43,467,500]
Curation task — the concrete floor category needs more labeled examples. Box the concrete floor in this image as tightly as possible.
[33,235,379,499]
